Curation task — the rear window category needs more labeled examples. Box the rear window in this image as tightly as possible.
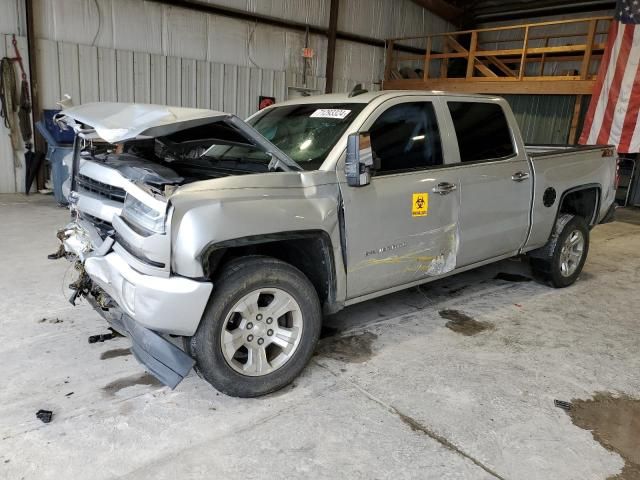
[447,102,514,163]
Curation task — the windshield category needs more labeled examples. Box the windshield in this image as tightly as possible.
[243,103,365,170]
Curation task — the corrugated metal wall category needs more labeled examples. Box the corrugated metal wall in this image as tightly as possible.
[334,0,452,87]
[503,95,577,144]
[0,0,454,193]
[32,0,452,101]
[35,37,331,118]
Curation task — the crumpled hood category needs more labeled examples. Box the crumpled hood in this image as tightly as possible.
[58,102,301,171]
[60,103,227,144]
[94,154,184,188]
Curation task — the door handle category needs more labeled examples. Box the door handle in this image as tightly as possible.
[432,182,457,195]
[512,171,530,182]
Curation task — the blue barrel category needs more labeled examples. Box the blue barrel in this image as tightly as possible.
[36,121,74,205]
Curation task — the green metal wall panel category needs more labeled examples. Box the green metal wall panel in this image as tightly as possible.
[502,94,579,145]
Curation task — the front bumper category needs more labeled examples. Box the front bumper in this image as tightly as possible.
[60,220,212,388]
[85,252,212,336]
[86,297,195,389]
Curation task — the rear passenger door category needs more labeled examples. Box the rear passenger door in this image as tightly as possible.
[445,99,532,267]
[340,98,461,299]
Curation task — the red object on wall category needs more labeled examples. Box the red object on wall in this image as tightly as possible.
[259,96,276,110]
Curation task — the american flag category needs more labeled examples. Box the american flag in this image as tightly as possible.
[579,0,640,153]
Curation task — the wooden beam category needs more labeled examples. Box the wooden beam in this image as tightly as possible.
[429,52,468,60]
[569,95,584,143]
[324,0,339,93]
[387,16,612,41]
[410,0,464,26]
[383,78,597,95]
[580,19,597,80]
[539,37,550,75]
[474,61,498,78]
[478,29,611,45]
[440,41,449,78]
[423,36,432,81]
[519,25,529,80]
[473,43,605,58]
[466,32,477,78]
[445,35,468,55]
[485,56,516,77]
[421,43,608,63]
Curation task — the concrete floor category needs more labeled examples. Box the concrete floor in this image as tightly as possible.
[1,193,639,480]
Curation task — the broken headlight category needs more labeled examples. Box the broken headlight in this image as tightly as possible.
[122,194,167,234]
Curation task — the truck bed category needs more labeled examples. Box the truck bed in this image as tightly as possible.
[526,144,611,158]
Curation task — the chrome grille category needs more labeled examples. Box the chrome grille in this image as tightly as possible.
[77,174,126,202]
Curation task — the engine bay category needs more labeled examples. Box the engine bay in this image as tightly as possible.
[79,120,278,193]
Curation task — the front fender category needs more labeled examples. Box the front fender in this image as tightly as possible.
[169,183,343,279]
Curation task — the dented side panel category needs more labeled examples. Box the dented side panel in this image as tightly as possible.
[340,169,461,299]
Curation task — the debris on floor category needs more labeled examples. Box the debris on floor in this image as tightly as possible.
[88,328,122,344]
[88,333,115,343]
[315,331,377,363]
[554,399,572,410]
[38,317,63,324]
[439,309,494,336]
[566,393,640,480]
[47,245,66,260]
[35,409,53,424]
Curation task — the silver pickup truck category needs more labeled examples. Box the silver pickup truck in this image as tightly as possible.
[55,90,617,397]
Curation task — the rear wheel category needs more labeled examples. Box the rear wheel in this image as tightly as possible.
[187,256,321,397]
[528,214,589,288]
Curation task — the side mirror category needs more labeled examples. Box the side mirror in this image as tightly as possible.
[345,132,373,187]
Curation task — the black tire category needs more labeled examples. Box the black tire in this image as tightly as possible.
[528,214,590,288]
[186,255,322,397]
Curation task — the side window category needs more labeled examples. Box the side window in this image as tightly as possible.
[447,102,515,163]
[369,102,443,174]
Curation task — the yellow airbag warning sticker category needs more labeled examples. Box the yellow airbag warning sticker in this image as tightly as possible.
[412,193,428,217]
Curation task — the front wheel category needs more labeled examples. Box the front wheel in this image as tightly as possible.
[528,214,590,288]
[187,256,322,397]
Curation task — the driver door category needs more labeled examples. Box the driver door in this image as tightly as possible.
[339,97,461,299]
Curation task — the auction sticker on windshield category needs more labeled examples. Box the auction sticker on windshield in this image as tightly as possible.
[310,109,351,119]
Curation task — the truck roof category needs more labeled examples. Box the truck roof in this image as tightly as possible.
[274,90,499,106]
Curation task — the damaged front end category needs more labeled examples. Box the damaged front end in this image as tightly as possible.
[55,207,200,389]
[52,102,302,389]
[52,104,251,389]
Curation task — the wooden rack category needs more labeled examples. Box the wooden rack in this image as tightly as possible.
[383,16,612,96]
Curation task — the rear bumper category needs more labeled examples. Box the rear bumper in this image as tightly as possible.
[84,252,212,336]
[86,297,195,389]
